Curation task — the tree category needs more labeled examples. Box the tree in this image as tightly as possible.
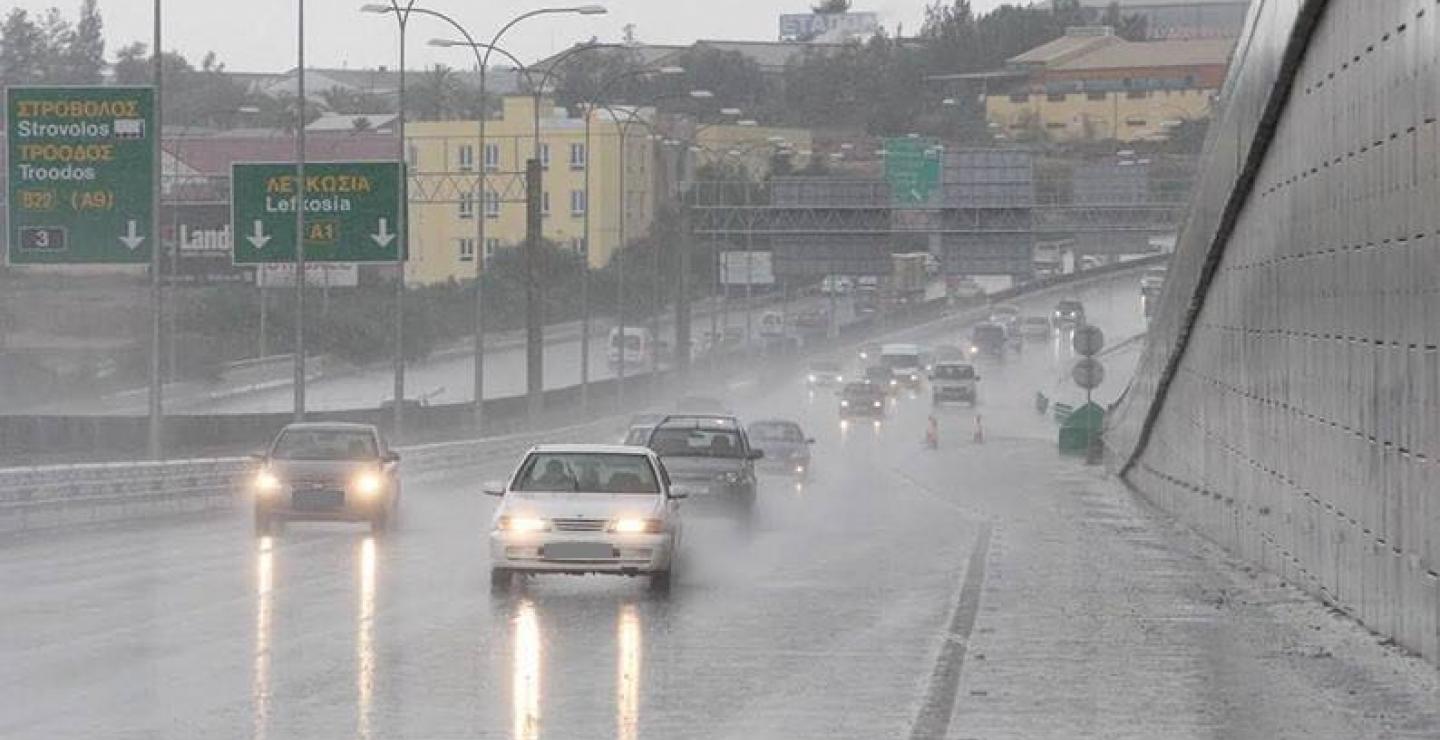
[0,9,45,87]
[409,64,461,121]
[64,0,104,83]
[1101,2,1149,41]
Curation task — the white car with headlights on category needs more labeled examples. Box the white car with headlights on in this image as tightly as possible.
[486,445,684,593]
[251,422,401,535]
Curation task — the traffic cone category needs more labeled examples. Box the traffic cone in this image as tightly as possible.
[973,415,985,444]
[926,416,939,449]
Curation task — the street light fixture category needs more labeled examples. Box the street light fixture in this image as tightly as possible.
[719,107,743,116]
[736,119,758,127]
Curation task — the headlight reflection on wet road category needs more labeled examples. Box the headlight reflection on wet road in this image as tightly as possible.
[513,598,542,740]
[617,603,641,740]
[357,536,377,740]
[253,536,274,740]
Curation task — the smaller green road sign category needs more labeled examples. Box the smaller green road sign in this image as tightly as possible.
[885,136,941,206]
[6,86,155,264]
[231,161,404,264]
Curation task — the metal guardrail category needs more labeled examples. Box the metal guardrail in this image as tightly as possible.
[0,261,1160,536]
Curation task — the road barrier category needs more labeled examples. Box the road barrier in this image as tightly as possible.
[0,260,1162,535]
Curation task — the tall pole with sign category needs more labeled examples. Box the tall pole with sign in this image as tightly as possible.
[294,0,307,422]
[149,0,164,457]
[391,2,409,440]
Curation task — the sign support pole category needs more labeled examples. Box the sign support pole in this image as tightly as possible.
[392,8,407,441]
[293,0,307,422]
[147,0,164,459]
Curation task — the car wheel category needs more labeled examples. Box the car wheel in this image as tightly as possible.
[649,569,672,594]
[490,568,514,593]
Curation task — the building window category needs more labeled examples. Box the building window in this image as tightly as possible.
[1045,122,1066,130]
[569,143,586,170]
[458,238,476,262]
[1008,93,1029,103]
[1125,117,1147,127]
[458,192,475,220]
[542,191,551,216]
[484,190,499,219]
[484,143,500,171]
[1047,93,1066,103]
[457,144,474,171]
[539,143,550,170]
[570,189,587,216]
[484,238,500,262]
[1086,91,1107,101]
[1126,90,1149,100]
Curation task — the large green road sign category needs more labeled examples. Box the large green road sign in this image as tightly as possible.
[231,161,404,264]
[885,136,941,206]
[6,86,155,264]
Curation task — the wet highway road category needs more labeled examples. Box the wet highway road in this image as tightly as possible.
[7,272,1438,739]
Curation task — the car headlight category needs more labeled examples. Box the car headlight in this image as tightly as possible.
[808,374,817,382]
[608,518,664,534]
[841,400,850,407]
[794,465,806,475]
[890,379,898,386]
[969,345,978,353]
[496,516,549,533]
[718,471,743,484]
[352,472,384,497]
[254,470,282,494]
[873,401,882,408]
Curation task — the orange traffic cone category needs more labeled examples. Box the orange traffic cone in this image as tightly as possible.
[925,416,939,449]
[973,415,985,444]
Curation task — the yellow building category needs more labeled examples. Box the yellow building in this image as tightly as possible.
[404,96,655,285]
[405,97,815,285]
[947,27,1234,144]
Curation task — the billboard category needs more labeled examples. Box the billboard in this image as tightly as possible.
[779,12,880,41]
[720,250,774,286]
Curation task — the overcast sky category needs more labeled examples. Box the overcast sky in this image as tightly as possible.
[12,0,1015,73]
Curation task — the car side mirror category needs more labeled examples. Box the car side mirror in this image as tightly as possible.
[806,438,816,444]
[974,375,982,381]
[384,451,401,463]
[748,449,764,460]
[483,480,506,497]
[669,488,689,500]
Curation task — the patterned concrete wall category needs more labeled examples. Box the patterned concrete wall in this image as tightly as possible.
[1109,0,1440,661]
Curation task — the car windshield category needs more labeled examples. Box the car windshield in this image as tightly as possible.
[612,334,642,350]
[865,366,893,379]
[648,427,746,459]
[974,325,1005,341]
[933,365,975,380]
[881,353,920,367]
[748,422,804,442]
[513,452,659,493]
[844,383,884,398]
[271,429,377,461]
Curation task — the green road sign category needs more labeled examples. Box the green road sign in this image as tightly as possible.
[6,86,155,264]
[231,161,404,264]
[885,136,941,206]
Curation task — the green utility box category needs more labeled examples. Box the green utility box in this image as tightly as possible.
[1058,402,1105,457]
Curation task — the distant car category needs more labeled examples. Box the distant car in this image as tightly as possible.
[795,307,831,329]
[880,343,926,386]
[839,382,886,417]
[990,304,1021,337]
[621,414,665,446]
[645,415,761,521]
[953,278,984,300]
[931,362,979,405]
[251,422,401,535]
[806,360,845,387]
[1020,315,1053,339]
[970,322,1008,357]
[1054,299,1086,327]
[747,419,814,478]
[485,444,682,593]
[864,364,898,391]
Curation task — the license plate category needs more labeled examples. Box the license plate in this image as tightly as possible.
[293,489,344,510]
[543,542,615,560]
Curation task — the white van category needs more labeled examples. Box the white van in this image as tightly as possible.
[931,362,979,405]
[608,327,654,369]
[880,343,926,386]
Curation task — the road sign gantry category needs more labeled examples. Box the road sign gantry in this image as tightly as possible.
[230,161,404,264]
[5,86,156,265]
